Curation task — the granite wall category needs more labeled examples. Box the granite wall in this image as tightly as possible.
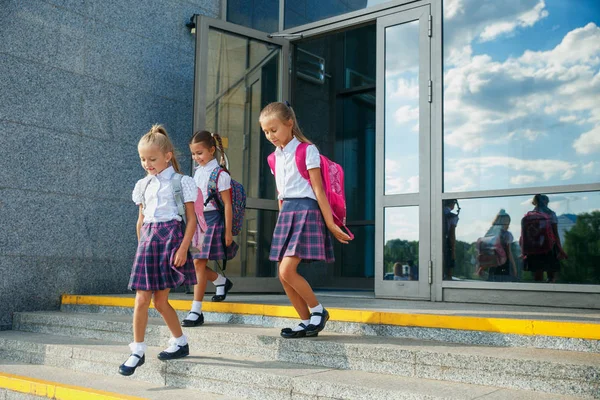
[0,0,220,329]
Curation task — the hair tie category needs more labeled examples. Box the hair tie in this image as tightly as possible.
[284,100,291,108]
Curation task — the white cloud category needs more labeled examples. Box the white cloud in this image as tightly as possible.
[573,126,600,155]
[445,156,577,190]
[445,23,600,154]
[394,105,419,124]
[389,78,419,99]
[583,162,596,174]
[510,175,538,185]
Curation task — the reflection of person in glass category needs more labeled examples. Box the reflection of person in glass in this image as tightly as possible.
[483,209,517,282]
[393,262,409,281]
[521,194,568,283]
[443,199,459,280]
[407,259,418,281]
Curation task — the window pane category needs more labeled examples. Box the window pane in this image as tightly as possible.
[221,208,278,277]
[285,0,394,29]
[446,191,600,285]
[205,29,280,200]
[384,207,419,281]
[385,20,420,195]
[228,0,279,33]
[443,1,600,192]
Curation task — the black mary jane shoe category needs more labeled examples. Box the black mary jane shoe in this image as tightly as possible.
[181,311,204,327]
[280,323,311,339]
[118,353,145,376]
[157,343,189,361]
[305,309,330,338]
[211,278,233,302]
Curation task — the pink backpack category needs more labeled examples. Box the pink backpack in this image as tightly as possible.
[520,211,555,255]
[475,234,507,269]
[191,188,208,249]
[267,143,353,239]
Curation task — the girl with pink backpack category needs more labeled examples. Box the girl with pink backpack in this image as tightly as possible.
[260,101,353,339]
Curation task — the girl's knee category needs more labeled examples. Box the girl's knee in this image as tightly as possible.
[134,295,152,312]
[153,297,171,313]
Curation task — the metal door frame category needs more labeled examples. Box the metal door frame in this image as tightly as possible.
[192,16,289,292]
[374,5,433,300]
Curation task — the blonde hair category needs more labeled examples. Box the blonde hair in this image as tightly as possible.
[259,102,312,144]
[189,130,229,172]
[138,124,181,173]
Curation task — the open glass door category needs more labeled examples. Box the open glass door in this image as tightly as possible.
[193,16,290,292]
[375,6,432,299]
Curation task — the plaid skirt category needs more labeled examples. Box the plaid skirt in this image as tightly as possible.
[269,198,335,263]
[128,220,197,291]
[193,211,239,261]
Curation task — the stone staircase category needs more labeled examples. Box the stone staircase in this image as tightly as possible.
[0,298,598,399]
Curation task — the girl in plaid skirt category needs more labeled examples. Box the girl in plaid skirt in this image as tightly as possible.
[119,125,198,377]
[181,130,237,328]
[259,102,352,339]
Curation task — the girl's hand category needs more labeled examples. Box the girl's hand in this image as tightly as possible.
[328,224,352,244]
[558,248,568,260]
[225,231,233,247]
[173,246,188,267]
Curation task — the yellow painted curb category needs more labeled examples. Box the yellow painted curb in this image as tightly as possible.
[0,372,145,400]
[61,294,600,341]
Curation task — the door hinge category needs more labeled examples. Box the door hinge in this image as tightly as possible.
[428,260,433,284]
[428,15,432,37]
[428,80,432,103]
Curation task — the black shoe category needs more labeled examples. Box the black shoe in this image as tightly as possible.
[211,278,233,302]
[118,353,145,376]
[280,323,311,339]
[181,311,204,327]
[305,309,329,337]
[157,343,189,361]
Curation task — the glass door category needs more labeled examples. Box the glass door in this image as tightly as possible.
[375,6,432,299]
[193,16,290,292]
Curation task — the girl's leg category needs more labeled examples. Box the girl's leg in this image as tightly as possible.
[153,289,183,338]
[279,256,318,318]
[153,289,190,360]
[133,290,152,342]
[193,258,218,301]
[120,291,151,374]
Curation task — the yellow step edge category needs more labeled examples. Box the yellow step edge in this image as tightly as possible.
[0,371,145,400]
[61,294,600,341]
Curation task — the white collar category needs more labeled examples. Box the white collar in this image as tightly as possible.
[151,166,175,181]
[197,158,219,171]
[275,137,300,155]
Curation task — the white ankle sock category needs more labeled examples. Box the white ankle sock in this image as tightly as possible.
[124,342,146,367]
[164,335,188,353]
[186,301,202,321]
[292,319,310,332]
[309,304,324,326]
[213,274,227,295]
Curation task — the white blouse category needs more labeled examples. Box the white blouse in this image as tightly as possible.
[271,137,320,201]
[132,166,197,223]
[193,159,231,212]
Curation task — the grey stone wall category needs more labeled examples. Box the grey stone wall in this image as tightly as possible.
[0,0,220,329]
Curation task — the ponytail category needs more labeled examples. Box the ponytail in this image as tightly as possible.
[211,132,228,171]
[139,124,181,173]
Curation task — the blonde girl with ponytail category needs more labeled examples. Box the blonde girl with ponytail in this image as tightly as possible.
[182,130,237,327]
[121,124,198,376]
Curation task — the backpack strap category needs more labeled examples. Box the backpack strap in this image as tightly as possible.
[171,173,187,224]
[295,142,311,181]
[140,177,153,214]
[204,166,224,213]
[267,152,276,176]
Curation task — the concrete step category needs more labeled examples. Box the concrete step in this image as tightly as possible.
[0,360,232,399]
[59,294,600,353]
[11,311,600,398]
[0,331,579,400]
